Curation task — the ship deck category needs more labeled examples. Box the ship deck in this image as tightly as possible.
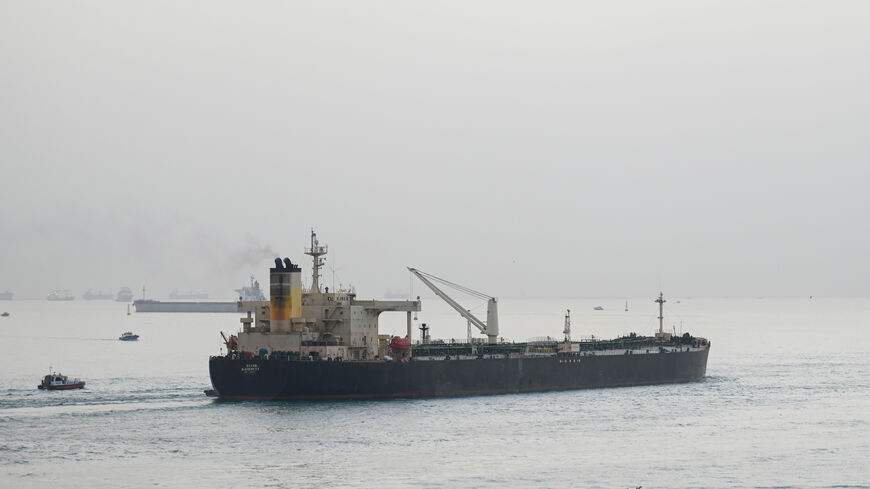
[408,335,708,360]
[218,337,709,364]
[412,343,707,361]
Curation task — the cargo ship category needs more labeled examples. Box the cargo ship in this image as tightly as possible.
[208,231,710,401]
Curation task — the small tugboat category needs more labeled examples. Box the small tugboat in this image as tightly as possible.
[1,312,9,317]
[37,370,85,390]
[119,331,139,341]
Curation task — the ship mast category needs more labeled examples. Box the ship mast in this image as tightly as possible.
[655,292,666,335]
[304,229,328,293]
[563,309,571,342]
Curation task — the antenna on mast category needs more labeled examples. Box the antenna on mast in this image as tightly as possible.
[330,257,337,291]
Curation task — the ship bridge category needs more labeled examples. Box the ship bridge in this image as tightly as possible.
[233,231,423,361]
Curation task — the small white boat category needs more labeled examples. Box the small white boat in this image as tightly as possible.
[119,331,139,341]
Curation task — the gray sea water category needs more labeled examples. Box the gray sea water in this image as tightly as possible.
[0,298,868,488]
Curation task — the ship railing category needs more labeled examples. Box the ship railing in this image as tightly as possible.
[525,336,558,344]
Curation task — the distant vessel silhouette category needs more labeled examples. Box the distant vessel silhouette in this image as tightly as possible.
[83,289,113,300]
[116,287,134,302]
[47,290,74,301]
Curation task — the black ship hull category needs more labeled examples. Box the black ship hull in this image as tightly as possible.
[209,346,710,401]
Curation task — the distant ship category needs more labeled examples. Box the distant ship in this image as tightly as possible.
[169,289,209,300]
[208,231,709,401]
[593,305,604,311]
[83,289,113,300]
[235,276,266,302]
[0,291,12,301]
[47,290,74,301]
[116,287,134,302]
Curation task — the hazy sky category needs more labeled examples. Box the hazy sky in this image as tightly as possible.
[1,2,867,299]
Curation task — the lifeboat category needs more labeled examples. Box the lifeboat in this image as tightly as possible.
[389,336,410,351]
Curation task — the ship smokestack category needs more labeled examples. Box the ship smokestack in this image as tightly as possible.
[270,257,302,333]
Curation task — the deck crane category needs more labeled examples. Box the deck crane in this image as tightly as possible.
[408,268,499,344]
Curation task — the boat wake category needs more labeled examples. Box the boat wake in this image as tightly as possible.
[0,377,213,420]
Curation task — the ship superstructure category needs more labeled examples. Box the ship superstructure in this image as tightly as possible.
[233,231,420,361]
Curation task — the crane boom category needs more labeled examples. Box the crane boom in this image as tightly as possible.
[408,268,499,344]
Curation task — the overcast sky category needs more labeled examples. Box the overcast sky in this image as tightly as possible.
[1,2,867,299]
